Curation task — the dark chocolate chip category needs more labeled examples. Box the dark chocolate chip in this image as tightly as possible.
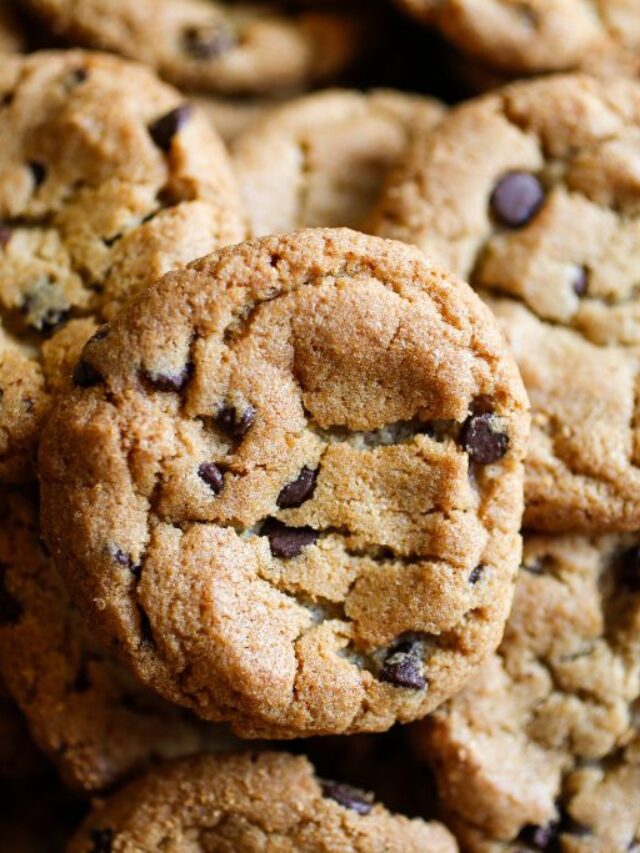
[198,462,225,494]
[182,23,236,59]
[320,780,373,815]
[142,363,193,393]
[277,466,318,509]
[0,570,22,625]
[490,171,545,228]
[262,518,318,559]
[469,564,484,584]
[0,226,11,247]
[616,546,640,592]
[517,823,558,850]
[148,104,193,152]
[89,828,114,853]
[460,412,509,465]
[73,358,103,388]
[68,67,88,86]
[109,547,142,579]
[216,403,256,439]
[29,161,46,188]
[379,642,426,690]
[572,267,588,297]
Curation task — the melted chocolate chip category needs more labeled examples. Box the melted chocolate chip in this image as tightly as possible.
[148,104,193,152]
[572,267,588,297]
[518,822,558,850]
[198,462,225,494]
[616,546,640,592]
[490,171,545,228]
[142,363,193,393]
[379,641,426,690]
[262,519,318,559]
[182,23,236,59]
[460,412,509,465]
[29,161,46,188]
[321,780,373,815]
[89,828,114,853]
[216,404,256,439]
[73,358,103,388]
[0,570,22,625]
[469,564,484,584]
[277,466,318,509]
[0,226,11,247]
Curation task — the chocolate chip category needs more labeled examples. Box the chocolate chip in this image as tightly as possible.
[89,828,114,853]
[142,363,193,393]
[490,171,545,228]
[277,466,318,509]
[216,403,256,439]
[148,104,193,152]
[320,780,373,815]
[198,462,225,494]
[73,358,103,388]
[469,564,484,584]
[517,823,558,850]
[182,23,236,59]
[616,546,640,592]
[460,412,509,465]
[379,640,426,690]
[0,226,11,247]
[68,67,88,87]
[29,161,46,188]
[573,267,588,297]
[0,570,22,625]
[262,518,318,559]
[109,546,141,579]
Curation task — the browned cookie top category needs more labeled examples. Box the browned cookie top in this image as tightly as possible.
[232,89,445,236]
[20,0,366,96]
[0,50,245,481]
[0,486,237,793]
[67,751,458,852]
[372,73,640,532]
[40,228,529,738]
[418,533,640,852]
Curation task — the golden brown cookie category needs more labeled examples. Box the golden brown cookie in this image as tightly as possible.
[416,533,640,851]
[0,50,245,482]
[20,0,366,96]
[0,487,238,793]
[232,89,445,236]
[372,73,640,532]
[67,752,458,852]
[40,227,529,738]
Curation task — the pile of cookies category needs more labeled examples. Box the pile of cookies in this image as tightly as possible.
[1,1,639,851]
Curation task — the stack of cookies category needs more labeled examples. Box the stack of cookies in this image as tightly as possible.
[1,1,639,851]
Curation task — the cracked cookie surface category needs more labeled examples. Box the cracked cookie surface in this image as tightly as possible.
[417,532,640,852]
[394,0,640,80]
[372,73,640,532]
[232,88,445,237]
[20,0,366,96]
[68,751,458,852]
[0,50,245,482]
[40,228,529,738]
[0,486,238,793]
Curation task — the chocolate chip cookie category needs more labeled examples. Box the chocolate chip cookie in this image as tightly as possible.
[40,227,529,738]
[417,532,640,851]
[0,486,238,792]
[0,50,245,481]
[68,752,458,852]
[20,0,366,96]
[232,89,445,237]
[372,73,640,532]
[394,0,640,81]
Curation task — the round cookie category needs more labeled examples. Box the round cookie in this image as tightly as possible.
[40,227,529,738]
[0,487,238,793]
[394,0,640,80]
[372,73,640,532]
[232,88,445,237]
[0,49,245,481]
[20,0,366,96]
[68,751,458,852]
[416,532,640,851]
